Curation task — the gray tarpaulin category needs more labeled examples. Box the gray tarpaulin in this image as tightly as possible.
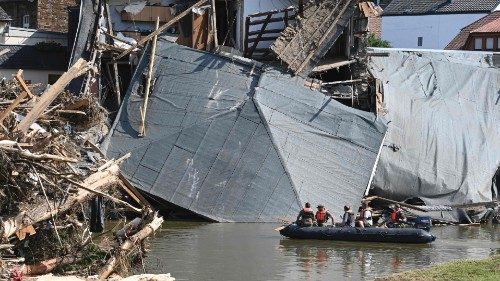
[369,48,500,208]
[103,41,387,222]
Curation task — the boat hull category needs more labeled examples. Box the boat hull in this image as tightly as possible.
[279,224,436,244]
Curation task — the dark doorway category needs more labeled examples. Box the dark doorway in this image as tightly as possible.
[216,0,238,47]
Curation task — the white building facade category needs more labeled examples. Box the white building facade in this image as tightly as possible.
[381,13,486,49]
[380,0,500,49]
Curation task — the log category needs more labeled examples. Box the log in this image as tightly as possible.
[138,17,159,137]
[0,161,125,240]
[62,177,142,213]
[114,0,208,60]
[115,217,142,238]
[16,59,90,134]
[98,215,164,280]
[0,146,79,162]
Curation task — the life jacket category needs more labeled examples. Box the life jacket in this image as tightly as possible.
[302,208,314,220]
[391,209,401,222]
[315,209,328,222]
[343,211,353,226]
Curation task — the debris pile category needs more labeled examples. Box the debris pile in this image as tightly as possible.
[0,59,162,279]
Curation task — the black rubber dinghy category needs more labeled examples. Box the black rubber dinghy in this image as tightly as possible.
[279,224,436,244]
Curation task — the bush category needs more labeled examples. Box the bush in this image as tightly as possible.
[368,33,391,48]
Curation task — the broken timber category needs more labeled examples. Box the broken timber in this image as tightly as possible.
[0,158,125,240]
[98,214,164,280]
[115,0,208,61]
[15,58,91,135]
[271,0,357,75]
[139,17,159,137]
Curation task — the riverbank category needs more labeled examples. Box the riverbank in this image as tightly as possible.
[375,254,500,281]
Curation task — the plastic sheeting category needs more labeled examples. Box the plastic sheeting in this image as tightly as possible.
[103,42,387,222]
[369,48,500,207]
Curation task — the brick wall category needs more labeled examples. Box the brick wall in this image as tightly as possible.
[368,14,381,38]
[37,0,77,32]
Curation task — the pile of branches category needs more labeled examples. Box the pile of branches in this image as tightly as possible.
[0,60,162,280]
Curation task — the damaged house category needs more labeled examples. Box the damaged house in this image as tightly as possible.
[65,0,499,222]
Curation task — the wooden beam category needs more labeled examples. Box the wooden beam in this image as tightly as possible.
[0,146,79,162]
[138,17,159,137]
[14,70,34,99]
[210,0,219,49]
[363,196,428,212]
[321,78,363,86]
[15,58,90,135]
[0,91,28,124]
[247,14,272,57]
[312,59,357,73]
[114,0,208,61]
[118,173,152,208]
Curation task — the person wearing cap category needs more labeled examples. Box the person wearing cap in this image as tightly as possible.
[391,204,406,223]
[341,205,354,227]
[315,205,334,227]
[296,202,315,227]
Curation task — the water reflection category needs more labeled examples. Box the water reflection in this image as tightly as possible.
[277,239,432,280]
[142,223,500,281]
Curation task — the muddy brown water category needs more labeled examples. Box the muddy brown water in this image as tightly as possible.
[141,222,500,281]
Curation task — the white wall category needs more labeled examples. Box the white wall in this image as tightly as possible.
[0,69,64,93]
[381,13,486,49]
[0,27,67,46]
[240,0,298,51]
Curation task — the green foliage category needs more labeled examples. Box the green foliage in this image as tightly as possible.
[377,255,500,281]
[367,33,391,48]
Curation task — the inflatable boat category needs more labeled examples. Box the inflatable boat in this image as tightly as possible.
[279,224,436,244]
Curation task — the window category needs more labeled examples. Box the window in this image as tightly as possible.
[22,15,29,28]
[474,38,482,50]
[498,38,500,50]
[486,38,494,50]
[417,37,423,47]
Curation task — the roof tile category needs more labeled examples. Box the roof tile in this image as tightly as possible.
[382,0,499,16]
[446,11,500,49]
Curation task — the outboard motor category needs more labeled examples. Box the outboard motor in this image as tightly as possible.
[413,216,432,231]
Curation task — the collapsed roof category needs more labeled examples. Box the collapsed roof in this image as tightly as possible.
[271,0,358,75]
[369,48,500,207]
[103,42,387,222]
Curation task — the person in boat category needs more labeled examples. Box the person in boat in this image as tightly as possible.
[315,205,334,227]
[296,202,315,227]
[357,203,373,228]
[340,205,354,227]
[362,203,373,227]
[355,206,364,227]
[391,204,407,223]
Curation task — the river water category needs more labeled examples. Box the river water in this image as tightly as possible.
[142,222,500,281]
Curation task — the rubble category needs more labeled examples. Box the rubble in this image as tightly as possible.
[0,58,162,279]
